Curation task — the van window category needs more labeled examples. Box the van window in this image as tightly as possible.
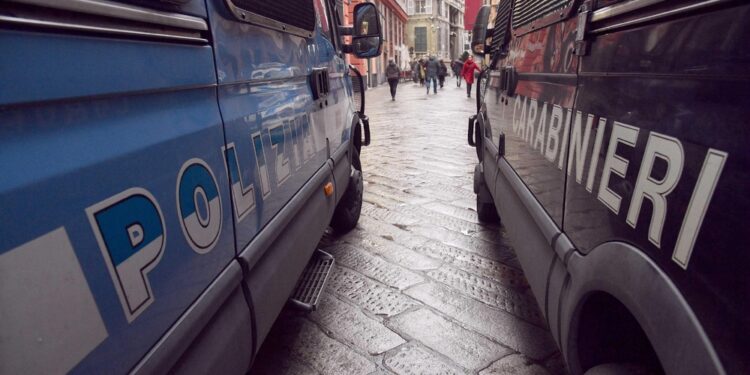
[512,0,571,29]
[229,0,316,32]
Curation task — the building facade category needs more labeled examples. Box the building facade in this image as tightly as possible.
[405,0,465,61]
[345,0,407,87]
[447,0,465,59]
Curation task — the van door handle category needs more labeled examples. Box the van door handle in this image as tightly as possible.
[468,115,477,147]
[503,66,517,97]
[310,68,329,101]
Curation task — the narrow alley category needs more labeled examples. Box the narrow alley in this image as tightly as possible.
[250,79,567,375]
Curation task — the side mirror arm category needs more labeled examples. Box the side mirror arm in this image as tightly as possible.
[338,26,353,36]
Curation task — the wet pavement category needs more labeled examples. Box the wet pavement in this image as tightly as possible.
[250,78,567,375]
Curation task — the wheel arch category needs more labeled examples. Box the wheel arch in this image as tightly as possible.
[561,241,724,375]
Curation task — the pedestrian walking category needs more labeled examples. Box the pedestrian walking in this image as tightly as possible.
[461,55,481,98]
[425,55,439,94]
[385,59,400,101]
[452,59,464,87]
[418,60,426,86]
[437,59,448,89]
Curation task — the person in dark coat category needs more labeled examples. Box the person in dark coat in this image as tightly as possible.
[418,59,426,86]
[461,55,481,98]
[385,60,401,101]
[425,55,439,94]
[452,59,464,87]
[437,59,448,89]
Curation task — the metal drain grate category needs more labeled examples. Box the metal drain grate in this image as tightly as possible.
[289,249,335,311]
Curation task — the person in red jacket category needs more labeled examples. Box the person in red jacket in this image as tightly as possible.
[461,55,481,98]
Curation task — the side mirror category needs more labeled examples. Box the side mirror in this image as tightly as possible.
[471,5,492,55]
[346,3,383,58]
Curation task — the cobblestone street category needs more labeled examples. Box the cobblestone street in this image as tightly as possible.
[250,78,566,375]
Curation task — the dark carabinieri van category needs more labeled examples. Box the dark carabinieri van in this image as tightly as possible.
[469,0,748,374]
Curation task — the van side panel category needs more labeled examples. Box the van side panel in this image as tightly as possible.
[485,18,579,310]
[169,286,253,374]
[206,0,329,254]
[566,5,750,373]
[245,163,335,347]
[491,19,579,228]
[205,0,341,353]
[0,31,235,374]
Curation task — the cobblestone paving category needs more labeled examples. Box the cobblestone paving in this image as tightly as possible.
[251,80,567,375]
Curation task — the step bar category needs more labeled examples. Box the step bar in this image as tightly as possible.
[288,249,335,311]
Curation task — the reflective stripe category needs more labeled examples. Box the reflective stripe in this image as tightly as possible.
[591,0,665,22]
[7,0,207,30]
[0,15,208,44]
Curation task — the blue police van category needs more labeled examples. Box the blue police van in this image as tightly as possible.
[0,0,382,373]
[469,0,748,374]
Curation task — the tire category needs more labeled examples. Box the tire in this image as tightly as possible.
[474,162,499,223]
[584,363,657,375]
[330,150,363,234]
[476,195,500,223]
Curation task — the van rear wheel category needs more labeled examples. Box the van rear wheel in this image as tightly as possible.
[330,150,363,233]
